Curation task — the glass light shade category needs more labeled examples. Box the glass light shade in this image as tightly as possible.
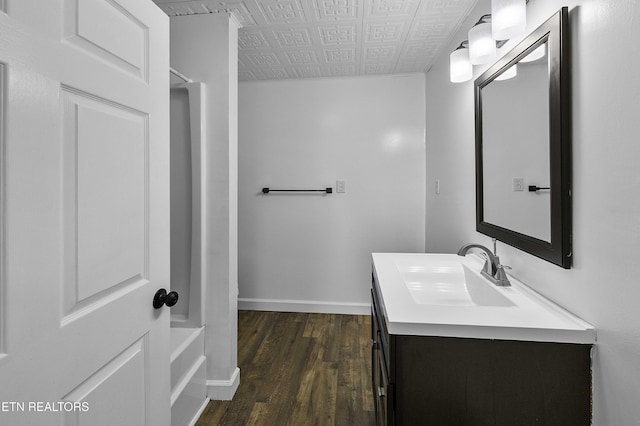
[495,64,517,80]
[450,48,472,83]
[468,22,496,65]
[520,44,546,63]
[492,0,526,40]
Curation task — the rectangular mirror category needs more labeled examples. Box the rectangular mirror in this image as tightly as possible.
[474,7,571,268]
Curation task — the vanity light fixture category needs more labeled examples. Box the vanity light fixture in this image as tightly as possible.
[450,1,529,83]
[450,41,472,83]
[491,0,526,40]
[468,14,496,65]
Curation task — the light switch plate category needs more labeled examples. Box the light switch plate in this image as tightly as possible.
[513,178,524,191]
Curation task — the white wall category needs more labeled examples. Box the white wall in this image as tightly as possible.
[239,74,426,314]
[425,1,640,424]
[170,13,239,400]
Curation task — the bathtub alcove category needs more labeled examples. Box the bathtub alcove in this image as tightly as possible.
[169,69,208,426]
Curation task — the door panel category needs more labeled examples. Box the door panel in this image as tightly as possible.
[63,335,149,426]
[67,90,147,302]
[63,0,149,80]
[0,1,170,425]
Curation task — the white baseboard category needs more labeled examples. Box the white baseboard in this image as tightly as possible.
[238,298,370,315]
[206,367,240,401]
[188,398,210,426]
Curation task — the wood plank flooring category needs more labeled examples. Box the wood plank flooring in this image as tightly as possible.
[195,310,375,426]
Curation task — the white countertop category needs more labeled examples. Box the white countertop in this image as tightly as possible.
[372,253,596,344]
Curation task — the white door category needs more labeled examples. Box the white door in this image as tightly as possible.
[0,1,170,425]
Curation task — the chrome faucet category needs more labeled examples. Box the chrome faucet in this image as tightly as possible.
[457,242,511,287]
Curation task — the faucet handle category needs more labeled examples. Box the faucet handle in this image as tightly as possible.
[477,254,493,276]
[494,265,512,287]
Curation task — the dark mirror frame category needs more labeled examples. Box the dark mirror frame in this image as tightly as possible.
[474,7,571,268]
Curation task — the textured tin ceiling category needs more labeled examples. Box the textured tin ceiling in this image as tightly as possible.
[154,0,479,81]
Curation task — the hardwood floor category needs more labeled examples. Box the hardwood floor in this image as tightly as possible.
[195,310,375,426]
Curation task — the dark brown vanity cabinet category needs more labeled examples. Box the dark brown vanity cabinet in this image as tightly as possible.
[371,276,593,426]
[372,285,392,425]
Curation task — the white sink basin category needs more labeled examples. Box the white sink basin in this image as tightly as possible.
[397,261,514,307]
[373,253,596,344]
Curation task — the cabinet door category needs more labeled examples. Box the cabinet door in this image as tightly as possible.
[372,332,386,424]
[372,306,382,424]
[372,299,393,425]
[374,348,392,425]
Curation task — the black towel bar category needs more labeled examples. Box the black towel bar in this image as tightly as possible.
[262,187,332,194]
[528,185,550,192]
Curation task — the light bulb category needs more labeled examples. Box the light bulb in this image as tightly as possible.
[468,22,496,65]
[492,0,526,40]
[450,48,472,83]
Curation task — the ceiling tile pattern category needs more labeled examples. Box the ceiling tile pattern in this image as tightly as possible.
[154,0,478,81]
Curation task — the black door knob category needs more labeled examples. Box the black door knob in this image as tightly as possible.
[164,291,179,307]
[153,288,179,309]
